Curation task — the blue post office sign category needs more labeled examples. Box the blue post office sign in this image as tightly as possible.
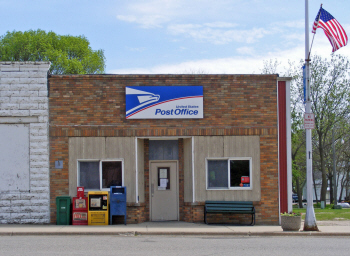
[126,86,203,119]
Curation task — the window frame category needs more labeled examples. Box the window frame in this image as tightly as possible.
[77,159,124,191]
[206,157,252,190]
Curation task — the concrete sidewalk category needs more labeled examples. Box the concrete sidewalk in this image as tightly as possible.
[1,221,350,236]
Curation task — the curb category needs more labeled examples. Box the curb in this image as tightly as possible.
[132,231,350,237]
[0,231,137,236]
[1,231,350,236]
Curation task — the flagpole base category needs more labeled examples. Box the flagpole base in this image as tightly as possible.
[303,225,319,231]
[303,205,319,231]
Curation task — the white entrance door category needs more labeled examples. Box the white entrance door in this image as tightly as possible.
[150,161,178,221]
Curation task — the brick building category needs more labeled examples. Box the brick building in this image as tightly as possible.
[49,74,292,225]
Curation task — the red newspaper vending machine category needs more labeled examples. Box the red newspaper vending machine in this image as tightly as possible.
[72,187,88,225]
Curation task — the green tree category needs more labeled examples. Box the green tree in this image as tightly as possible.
[262,55,350,205]
[309,55,350,204]
[0,29,105,74]
[291,98,306,208]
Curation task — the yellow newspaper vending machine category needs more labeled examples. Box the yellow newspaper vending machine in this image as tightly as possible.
[88,191,109,225]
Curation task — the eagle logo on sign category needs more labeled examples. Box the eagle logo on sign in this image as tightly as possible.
[125,87,160,116]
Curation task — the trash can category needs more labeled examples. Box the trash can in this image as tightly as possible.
[110,186,127,225]
[56,196,71,225]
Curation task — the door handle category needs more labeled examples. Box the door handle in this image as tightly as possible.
[151,183,154,197]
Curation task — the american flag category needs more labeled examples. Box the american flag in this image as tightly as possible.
[312,7,348,52]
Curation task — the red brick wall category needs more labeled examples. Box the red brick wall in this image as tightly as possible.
[50,136,69,224]
[49,74,279,224]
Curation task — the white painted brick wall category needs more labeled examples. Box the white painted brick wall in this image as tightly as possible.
[30,141,48,150]
[29,186,49,193]
[0,62,51,224]
[20,103,39,110]
[10,97,31,104]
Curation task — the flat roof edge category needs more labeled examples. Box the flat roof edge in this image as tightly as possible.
[277,77,293,81]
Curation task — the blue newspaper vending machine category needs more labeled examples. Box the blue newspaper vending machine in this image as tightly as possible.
[109,186,127,225]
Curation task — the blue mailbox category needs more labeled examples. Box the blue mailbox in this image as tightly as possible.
[109,186,127,225]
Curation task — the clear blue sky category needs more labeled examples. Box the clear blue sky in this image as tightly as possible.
[1,0,349,74]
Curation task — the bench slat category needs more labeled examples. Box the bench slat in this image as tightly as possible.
[206,205,253,208]
[206,211,254,214]
[205,205,254,208]
[206,208,254,212]
[205,201,253,205]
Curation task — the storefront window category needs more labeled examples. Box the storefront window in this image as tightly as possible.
[207,160,228,188]
[78,160,123,190]
[207,158,251,189]
[79,162,99,190]
[102,161,122,188]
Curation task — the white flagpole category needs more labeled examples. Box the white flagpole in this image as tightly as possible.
[303,0,318,231]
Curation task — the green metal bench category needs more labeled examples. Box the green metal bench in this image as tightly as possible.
[204,201,255,225]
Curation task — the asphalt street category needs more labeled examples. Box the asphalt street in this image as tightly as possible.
[1,236,350,256]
